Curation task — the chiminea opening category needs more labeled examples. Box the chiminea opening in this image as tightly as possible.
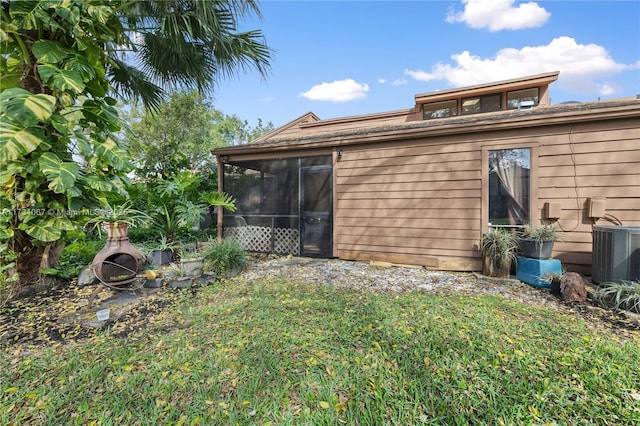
[91,222,144,286]
[98,253,138,283]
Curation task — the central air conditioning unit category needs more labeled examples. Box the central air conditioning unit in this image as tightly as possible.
[592,226,640,283]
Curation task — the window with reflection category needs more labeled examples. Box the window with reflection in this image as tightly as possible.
[423,100,458,119]
[507,88,539,109]
[462,94,502,115]
[488,148,530,226]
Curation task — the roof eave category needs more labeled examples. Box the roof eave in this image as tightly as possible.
[414,71,560,104]
[212,102,640,156]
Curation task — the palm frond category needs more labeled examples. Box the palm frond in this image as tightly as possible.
[106,56,166,110]
[209,29,271,81]
[112,0,271,106]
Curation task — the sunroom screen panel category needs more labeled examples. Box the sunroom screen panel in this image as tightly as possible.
[222,156,331,254]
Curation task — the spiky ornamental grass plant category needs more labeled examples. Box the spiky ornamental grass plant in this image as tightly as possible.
[203,239,246,279]
[480,228,519,277]
[594,280,640,314]
[521,224,559,243]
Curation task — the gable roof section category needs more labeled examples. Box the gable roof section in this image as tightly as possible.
[251,111,321,143]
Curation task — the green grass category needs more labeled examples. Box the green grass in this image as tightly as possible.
[2,278,639,425]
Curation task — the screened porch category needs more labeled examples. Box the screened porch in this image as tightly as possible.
[222,155,333,257]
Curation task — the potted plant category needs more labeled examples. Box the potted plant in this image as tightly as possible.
[85,200,148,284]
[142,267,163,288]
[543,271,564,295]
[519,224,558,259]
[164,263,192,288]
[148,235,176,267]
[480,228,519,278]
[86,200,148,236]
[179,245,205,278]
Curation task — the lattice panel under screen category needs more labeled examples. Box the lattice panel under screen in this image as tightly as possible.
[224,226,272,252]
[274,228,300,255]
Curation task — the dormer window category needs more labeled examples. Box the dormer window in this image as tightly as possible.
[507,88,539,109]
[423,100,458,119]
[415,72,558,121]
[462,94,502,115]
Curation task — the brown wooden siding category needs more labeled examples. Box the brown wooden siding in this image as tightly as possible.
[334,116,640,275]
[335,139,483,270]
[536,118,640,274]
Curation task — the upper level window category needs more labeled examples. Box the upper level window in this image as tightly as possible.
[423,100,458,119]
[462,94,502,115]
[507,88,539,109]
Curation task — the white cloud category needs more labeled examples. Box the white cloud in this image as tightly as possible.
[378,78,387,84]
[405,37,631,96]
[392,79,408,86]
[447,0,550,32]
[299,79,369,102]
[597,83,618,97]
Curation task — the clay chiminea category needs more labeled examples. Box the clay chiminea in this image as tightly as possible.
[91,222,144,285]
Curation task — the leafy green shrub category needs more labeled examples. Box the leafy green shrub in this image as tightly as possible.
[594,280,640,313]
[54,236,106,280]
[203,239,246,279]
[125,172,235,246]
[128,227,162,246]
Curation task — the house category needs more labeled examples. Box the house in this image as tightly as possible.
[213,72,640,276]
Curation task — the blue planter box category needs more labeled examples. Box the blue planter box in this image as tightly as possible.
[516,256,562,288]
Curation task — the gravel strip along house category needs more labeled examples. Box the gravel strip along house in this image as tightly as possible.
[213,72,640,277]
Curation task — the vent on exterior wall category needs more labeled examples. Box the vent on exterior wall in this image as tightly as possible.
[518,100,535,110]
[592,226,640,283]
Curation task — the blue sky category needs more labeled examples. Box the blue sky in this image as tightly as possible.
[213,0,640,129]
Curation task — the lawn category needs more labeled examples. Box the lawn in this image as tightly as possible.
[1,277,639,425]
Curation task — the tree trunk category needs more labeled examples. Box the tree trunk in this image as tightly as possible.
[12,230,61,298]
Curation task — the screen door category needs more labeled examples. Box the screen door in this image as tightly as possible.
[300,166,332,257]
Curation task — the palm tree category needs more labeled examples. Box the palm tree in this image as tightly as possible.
[109,0,271,109]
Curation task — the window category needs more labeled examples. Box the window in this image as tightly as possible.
[462,94,502,115]
[423,100,457,119]
[507,88,539,109]
[488,148,530,226]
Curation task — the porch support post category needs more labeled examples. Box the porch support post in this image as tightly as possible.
[332,147,339,258]
[217,156,224,243]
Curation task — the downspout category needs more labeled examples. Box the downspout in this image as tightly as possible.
[217,156,224,243]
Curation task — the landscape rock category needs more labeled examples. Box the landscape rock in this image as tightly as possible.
[78,266,98,287]
[560,272,587,302]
